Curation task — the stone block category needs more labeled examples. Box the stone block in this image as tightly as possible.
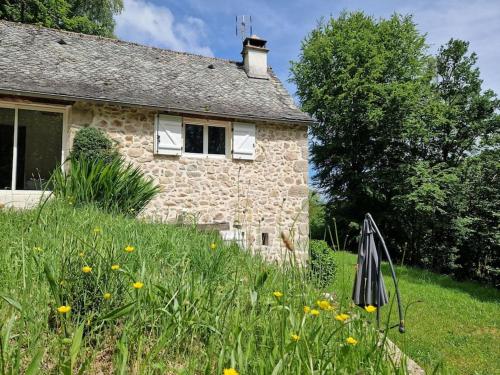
[127,148,143,158]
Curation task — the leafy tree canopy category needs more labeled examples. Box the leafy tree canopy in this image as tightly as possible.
[0,0,123,37]
[292,11,499,284]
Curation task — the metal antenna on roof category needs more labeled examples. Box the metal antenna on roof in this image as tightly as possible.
[236,15,253,40]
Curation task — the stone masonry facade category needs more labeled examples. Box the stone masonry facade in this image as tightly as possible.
[70,102,309,262]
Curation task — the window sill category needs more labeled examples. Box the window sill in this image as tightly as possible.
[180,153,229,160]
[0,190,50,209]
[0,190,50,193]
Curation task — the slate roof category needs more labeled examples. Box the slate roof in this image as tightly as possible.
[0,20,311,124]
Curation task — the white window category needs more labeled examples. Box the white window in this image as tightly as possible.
[184,122,228,156]
[154,115,255,160]
[182,118,231,158]
[0,102,68,191]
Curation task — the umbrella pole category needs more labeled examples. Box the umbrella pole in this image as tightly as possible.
[366,214,405,333]
[376,243,381,329]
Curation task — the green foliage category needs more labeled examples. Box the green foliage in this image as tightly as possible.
[309,240,336,288]
[291,10,433,250]
[292,11,499,284]
[0,0,123,37]
[309,190,326,240]
[71,127,117,164]
[0,203,404,373]
[51,157,160,216]
[454,150,500,283]
[430,39,499,165]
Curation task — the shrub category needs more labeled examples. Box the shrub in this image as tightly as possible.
[51,157,160,216]
[71,127,117,163]
[309,239,336,288]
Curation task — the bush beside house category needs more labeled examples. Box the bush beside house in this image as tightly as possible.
[309,239,337,288]
[52,128,159,216]
[71,127,118,164]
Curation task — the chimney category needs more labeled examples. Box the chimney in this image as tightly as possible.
[241,35,269,79]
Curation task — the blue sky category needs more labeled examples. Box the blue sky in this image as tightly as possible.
[115,0,500,98]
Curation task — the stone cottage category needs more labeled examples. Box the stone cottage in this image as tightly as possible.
[0,20,312,260]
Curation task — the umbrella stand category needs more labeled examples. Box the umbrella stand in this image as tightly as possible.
[365,213,405,333]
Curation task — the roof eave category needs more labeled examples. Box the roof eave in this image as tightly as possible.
[0,88,313,126]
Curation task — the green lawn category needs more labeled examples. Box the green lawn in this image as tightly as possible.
[332,251,500,375]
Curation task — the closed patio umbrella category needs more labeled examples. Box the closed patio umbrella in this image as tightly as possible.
[352,213,405,333]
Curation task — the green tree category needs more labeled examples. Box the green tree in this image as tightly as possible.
[292,12,499,283]
[0,0,123,37]
[393,40,499,276]
[422,39,498,165]
[291,12,433,250]
[456,149,500,283]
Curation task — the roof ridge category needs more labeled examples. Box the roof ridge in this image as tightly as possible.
[0,19,241,65]
[0,19,312,123]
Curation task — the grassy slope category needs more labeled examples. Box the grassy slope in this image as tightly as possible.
[0,203,401,374]
[332,251,500,375]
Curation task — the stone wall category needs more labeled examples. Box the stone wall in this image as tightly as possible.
[70,102,309,262]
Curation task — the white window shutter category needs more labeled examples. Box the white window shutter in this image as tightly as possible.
[155,114,182,155]
[233,122,255,160]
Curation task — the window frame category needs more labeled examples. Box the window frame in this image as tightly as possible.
[182,117,231,159]
[0,100,70,192]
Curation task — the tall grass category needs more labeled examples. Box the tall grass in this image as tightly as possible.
[0,202,406,374]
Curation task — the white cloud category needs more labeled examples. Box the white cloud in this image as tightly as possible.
[114,0,213,56]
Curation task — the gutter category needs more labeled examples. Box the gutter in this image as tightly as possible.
[0,88,313,126]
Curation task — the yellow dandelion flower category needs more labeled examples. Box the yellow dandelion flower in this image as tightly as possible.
[33,246,43,252]
[57,305,71,314]
[335,313,350,322]
[310,309,320,316]
[210,242,217,250]
[133,281,144,289]
[364,305,377,313]
[93,227,102,234]
[317,300,333,310]
[82,266,92,273]
[124,245,135,253]
[111,264,120,271]
[273,291,283,298]
[346,336,358,345]
[103,293,111,300]
[78,252,85,257]
[223,368,239,375]
[303,305,311,314]
[291,334,300,342]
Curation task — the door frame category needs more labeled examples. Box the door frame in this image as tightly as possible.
[0,100,70,206]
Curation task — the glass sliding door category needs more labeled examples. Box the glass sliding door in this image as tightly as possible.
[0,108,15,190]
[17,110,63,190]
[0,105,64,191]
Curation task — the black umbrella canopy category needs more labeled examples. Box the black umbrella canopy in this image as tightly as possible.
[352,213,405,333]
[352,217,389,307]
